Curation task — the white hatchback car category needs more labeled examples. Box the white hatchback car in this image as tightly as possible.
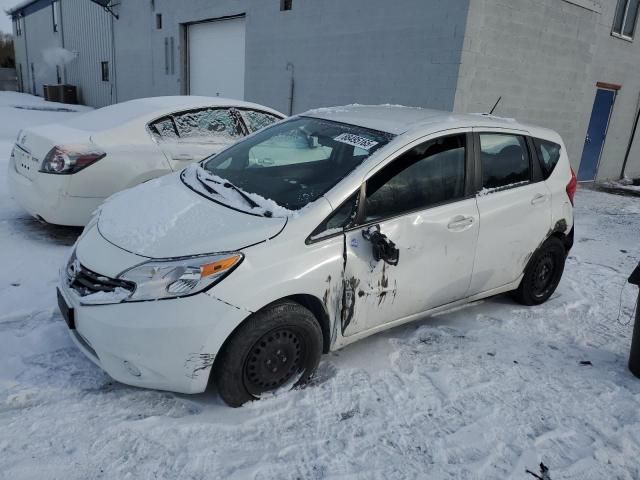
[8,96,284,226]
[58,106,576,406]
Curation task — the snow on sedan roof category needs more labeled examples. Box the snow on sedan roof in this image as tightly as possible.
[59,96,281,132]
[303,104,533,136]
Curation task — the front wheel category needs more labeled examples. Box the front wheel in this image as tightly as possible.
[513,237,566,306]
[213,301,323,407]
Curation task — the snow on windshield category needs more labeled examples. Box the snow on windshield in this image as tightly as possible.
[182,164,294,218]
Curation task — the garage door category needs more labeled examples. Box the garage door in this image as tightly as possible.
[188,17,246,100]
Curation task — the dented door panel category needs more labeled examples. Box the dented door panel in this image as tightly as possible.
[341,198,480,337]
[469,182,552,295]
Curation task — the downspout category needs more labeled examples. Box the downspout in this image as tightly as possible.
[620,92,640,179]
[286,62,294,115]
[110,11,117,104]
[59,0,66,84]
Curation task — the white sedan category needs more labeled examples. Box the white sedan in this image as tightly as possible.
[7,96,284,226]
[58,105,576,406]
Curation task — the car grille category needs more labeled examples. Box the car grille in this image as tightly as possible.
[66,252,135,297]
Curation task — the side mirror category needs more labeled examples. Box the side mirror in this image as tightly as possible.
[362,225,399,266]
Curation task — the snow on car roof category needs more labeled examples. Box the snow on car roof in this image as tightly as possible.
[60,96,283,132]
[303,104,556,139]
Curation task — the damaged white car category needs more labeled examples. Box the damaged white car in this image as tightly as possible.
[57,105,576,406]
[8,96,284,226]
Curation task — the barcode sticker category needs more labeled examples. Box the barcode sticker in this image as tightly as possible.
[333,133,379,150]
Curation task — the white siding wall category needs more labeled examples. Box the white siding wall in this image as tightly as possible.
[60,0,114,107]
[22,4,63,96]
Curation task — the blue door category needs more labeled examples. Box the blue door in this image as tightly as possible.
[578,88,616,181]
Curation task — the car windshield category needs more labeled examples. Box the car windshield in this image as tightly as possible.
[196,116,395,211]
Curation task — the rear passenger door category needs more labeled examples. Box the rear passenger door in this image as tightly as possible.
[340,131,480,337]
[468,130,552,296]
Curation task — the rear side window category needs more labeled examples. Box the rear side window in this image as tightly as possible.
[240,110,282,133]
[364,134,466,222]
[480,133,530,190]
[173,108,243,142]
[533,138,561,179]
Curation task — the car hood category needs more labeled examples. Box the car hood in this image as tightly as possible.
[97,172,287,258]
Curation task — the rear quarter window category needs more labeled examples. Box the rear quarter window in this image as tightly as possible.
[534,138,562,179]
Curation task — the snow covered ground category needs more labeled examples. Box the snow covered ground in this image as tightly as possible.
[1,92,640,479]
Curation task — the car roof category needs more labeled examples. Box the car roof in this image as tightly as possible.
[302,104,558,140]
[60,96,285,132]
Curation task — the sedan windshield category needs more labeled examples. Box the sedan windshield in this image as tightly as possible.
[198,117,395,211]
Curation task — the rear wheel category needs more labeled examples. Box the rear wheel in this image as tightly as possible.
[513,237,566,306]
[213,301,322,407]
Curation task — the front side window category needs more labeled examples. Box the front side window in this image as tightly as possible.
[200,117,394,211]
[533,138,561,179]
[240,110,282,132]
[364,134,467,222]
[480,133,530,190]
[613,0,640,38]
[173,108,243,143]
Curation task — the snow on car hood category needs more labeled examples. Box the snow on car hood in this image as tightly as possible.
[96,172,287,258]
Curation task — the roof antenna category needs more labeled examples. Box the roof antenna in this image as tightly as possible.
[489,96,502,115]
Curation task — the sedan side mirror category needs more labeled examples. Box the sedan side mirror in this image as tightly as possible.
[362,225,399,266]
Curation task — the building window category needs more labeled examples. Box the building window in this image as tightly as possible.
[280,0,293,11]
[613,0,640,39]
[101,61,109,82]
[156,13,162,29]
[52,0,59,32]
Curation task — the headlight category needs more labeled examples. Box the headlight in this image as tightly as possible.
[118,253,243,302]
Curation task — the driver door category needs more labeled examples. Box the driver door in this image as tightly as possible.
[341,132,479,337]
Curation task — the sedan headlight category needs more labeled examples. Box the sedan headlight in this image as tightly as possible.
[119,253,243,302]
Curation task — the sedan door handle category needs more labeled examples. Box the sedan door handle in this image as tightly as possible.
[531,193,547,205]
[172,153,194,161]
[447,215,474,231]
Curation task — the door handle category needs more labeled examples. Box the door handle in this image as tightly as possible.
[531,193,547,205]
[447,215,474,231]
[172,153,194,161]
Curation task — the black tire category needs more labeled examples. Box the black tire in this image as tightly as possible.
[513,236,566,306]
[213,300,323,407]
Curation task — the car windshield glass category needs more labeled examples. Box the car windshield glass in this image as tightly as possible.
[198,117,395,211]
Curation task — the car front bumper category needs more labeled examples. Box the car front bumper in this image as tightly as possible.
[58,270,251,394]
[8,156,104,227]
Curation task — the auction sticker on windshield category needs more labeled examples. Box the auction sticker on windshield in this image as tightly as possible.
[333,133,379,150]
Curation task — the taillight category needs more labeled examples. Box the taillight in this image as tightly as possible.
[566,167,577,206]
[40,145,106,175]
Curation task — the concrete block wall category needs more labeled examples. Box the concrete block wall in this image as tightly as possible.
[245,0,470,115]
[453,0,598,171]
[589,1,640,180]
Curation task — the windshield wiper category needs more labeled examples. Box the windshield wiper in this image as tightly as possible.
[194,174,219,196]
[222,180,260,209]
[199,171,262,211]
